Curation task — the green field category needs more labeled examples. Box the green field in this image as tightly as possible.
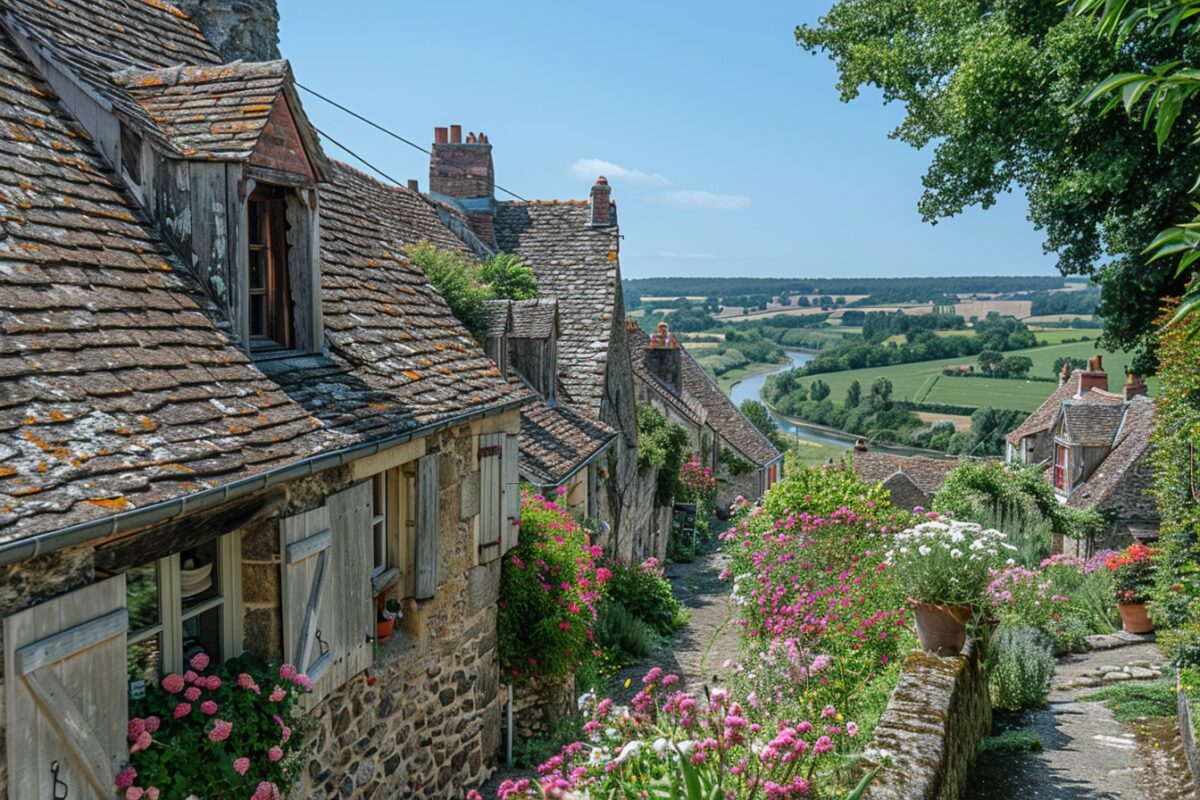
[790,339,1151,413]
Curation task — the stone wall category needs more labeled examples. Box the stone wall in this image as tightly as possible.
[862,641,990,800]
[1178,687,1200,792]
[600,290,644,560]
[508,673,576,742]
[175,0,281,62]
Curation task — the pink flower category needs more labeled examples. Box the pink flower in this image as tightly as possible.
[161,673,184,693]
[183,671,198,684]
[205,675,222,691]
[821,705,836,718]
[208,719,233,742]
[556,485,568,496]
[173,702,191,719]
[127,718,146,741]
[233,757,250,775]
[130,730,152,754]
[252,781,280,800]
[268,745,283,762]
[200,700,218,716]
[146,789,159,800]
[269,686,286,702]
[279,664,297,681]
[847,721,859,737]
[238,673,255,690]
[115,767,137,788]
[125,788,143,800]
[293,673,313,691]
[189,652,210,671]
[280,724,292,743]
[184,686,201,702]
[144,716,160,733]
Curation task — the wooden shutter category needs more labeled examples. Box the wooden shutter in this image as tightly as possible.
[280,504,335,706]
[501,433,521,553]
[479,433,504,551]
[4,576,128,800]
[415,453,439,600]
[327,482,374,690]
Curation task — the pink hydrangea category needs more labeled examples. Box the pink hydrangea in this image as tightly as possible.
[127,718,146,741]
[200,700,218,716]
[233,757,250,775]
[130,730,152,754]
[279,663,297,680]
[145,789,159,800]
[269,685,286,702]
[237,673,255,689]
[189,652,210,671]
[292,673,313,692]
[205,675,222,691]
[268,745,283,762]
[184,686,201,702]
[161,673,185,694]
[208,719,233,742]
[125,788,143,800]
[172,702,191,719]
[183,670,199,684]
[144,715,160,733]
[115,767,137,788]
[252,781,280,800]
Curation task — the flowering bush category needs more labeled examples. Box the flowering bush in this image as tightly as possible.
[119,653,310,800]
[600,557,685,636]
[679,456,717,506]
[498,489,608,682]
[885,520,1015,607]
[493,669,873,800]
[1105,543,1158,604]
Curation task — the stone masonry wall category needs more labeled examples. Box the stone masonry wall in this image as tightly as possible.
[862,641,990,800]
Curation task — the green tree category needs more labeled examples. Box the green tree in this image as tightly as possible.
[844,379,862,409]
[978,350,1004,375]
[405,243,539,341]
[481,252,538,301]
[867,377,893,411]
[797,1,1200,370]
[809,379,831,401]
[1052,356,1088,378]
[999,355,1033,379]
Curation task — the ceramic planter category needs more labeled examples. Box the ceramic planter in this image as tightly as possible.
[376,618,395,643]
[1118,601,1154,634]
[913,602,972,656]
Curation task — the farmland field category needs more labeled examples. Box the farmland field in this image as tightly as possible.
[787,338,1151,413]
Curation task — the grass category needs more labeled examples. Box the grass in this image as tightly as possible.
[1082,676,1177,721]
[981,730,1043,755]
[787,439,848,468]
[786,338,1150,413]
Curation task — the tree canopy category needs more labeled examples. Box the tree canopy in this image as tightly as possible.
[797,0,1200,371]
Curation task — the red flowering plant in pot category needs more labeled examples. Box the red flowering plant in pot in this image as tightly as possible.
[117,651,312,800]
[1105,543,1158,634]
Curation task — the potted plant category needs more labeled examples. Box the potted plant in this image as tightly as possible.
[377,598,401,642]
[1105,543,1157,634]
[885,519,1015,655]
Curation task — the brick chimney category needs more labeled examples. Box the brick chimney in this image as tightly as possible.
[644,321,682,394]
[590,176,612,226]
[429,123,495,244]
[1077,355,1108,396]
[176,0,281,62]
[1124,373,1148,400]
[1059,360,1071,386]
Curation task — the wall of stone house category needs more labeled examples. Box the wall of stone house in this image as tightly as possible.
[599,293,643,561]
[717,460,764,511]
[291,410,520,800]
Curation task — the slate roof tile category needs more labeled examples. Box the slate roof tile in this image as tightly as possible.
[850,452,962,498]
[1006,372,1081,446]
[519,400,616,487]
[1067,396,1156,510]
[1059,401,1125,447]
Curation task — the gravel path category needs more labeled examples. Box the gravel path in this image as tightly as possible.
[967,642,1196,800]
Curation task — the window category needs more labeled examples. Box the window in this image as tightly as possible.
[1054,444,1068,492]
[371,471,389,578]
[247,185,294,351]
[124,534,241,698]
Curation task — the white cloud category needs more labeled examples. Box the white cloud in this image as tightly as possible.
[657,190,751,210]
[568,158,671,187]
[658,251,717,260]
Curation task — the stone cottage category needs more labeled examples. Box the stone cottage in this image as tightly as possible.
[848,444,962,512]
[0,1,531,797]
[628,322,784,514]
[1007,357,1158,554]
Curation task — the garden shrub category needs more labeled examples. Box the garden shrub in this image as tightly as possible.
[593,600,655,661]
[121,652,311,800]
[498,490,608,682]
[986,555,1118,654]
[404,242,537,341]
[762,460,889,519]
[988,624,1055,711]
[635,404,691,507]
[600,557,685,635]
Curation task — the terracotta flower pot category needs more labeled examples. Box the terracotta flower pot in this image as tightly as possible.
[376,618,395,643]
[913,602,972,656]
[1118,601,1154,634]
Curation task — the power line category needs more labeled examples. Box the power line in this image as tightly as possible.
[296,82,530,202]
[312,126,404,188]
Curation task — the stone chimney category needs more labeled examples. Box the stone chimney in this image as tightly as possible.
[1059,360,1071,386]
[176,0,281,62]
[407,179,419,192]
[854,437,868,453]
[590,176,612,226]
[1124,373,1149,400]
[1077,355,1108,396]
[429,123,495,244]
[644,321,681,394]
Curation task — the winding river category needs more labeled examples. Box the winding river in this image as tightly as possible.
[728,351,857,451]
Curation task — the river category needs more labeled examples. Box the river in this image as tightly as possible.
[728,351,857,451]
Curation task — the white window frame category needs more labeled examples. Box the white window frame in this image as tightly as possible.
[126,533,242,681]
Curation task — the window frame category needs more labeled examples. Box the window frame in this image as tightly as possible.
[124,532,242,693]
[246,184,294,352]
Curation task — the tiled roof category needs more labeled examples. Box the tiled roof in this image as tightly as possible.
[626,325,704,427]
[1006,372,1081,445]
[310,162,525,435]
[0,27,341,540]
[510,298,559,339]
[851,452,963,497]
[484,301,513,338]
[112,61,319,163]
[518,400,616,487]
[1067,396,1155,509]
[1059,401,1125,447]
[494,201,618,415]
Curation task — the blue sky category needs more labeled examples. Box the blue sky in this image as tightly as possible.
[281,2,1060,280]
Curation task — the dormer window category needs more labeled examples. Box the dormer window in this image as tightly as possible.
[247,185,294,351]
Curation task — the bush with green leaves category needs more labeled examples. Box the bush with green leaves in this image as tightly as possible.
[635,403,691,507]
[988,624,1056,711]
[762,458,889,520]
[593,600,655,661]
[404,242,537,341]
[601,557,685,635]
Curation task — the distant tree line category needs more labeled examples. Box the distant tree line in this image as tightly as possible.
[1029,288,1101,317]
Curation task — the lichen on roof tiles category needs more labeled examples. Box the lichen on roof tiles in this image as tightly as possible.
[518,399,616,486]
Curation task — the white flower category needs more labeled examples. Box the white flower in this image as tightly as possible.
[950,549,963,558]
[918,545,932,556]
[652,737,668,754]
[613,740,642,764]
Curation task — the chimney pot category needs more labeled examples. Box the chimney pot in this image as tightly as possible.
[434,126,449,145]
[407,179,419,192]
[644,323,682,394]
[1077,354,1108,396]
[1124,373,1149,400]
[450,124,462,144]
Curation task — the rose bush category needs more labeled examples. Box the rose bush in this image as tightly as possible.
[118,652,310,800]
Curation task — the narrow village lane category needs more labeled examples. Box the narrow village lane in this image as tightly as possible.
[967,642,1195,800]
